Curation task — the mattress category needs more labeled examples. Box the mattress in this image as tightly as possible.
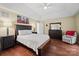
[17,34,49,54]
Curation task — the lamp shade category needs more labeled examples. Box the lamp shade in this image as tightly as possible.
[1,18,12,27]
[3,22,12,27]
[3,21,12,27]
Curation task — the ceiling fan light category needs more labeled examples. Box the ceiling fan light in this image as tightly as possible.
[44,6,48,10]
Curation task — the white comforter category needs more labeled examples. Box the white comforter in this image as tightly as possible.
[17,34,49,54]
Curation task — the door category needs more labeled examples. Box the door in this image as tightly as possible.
[36,22,44,34]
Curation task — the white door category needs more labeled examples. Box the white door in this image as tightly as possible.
[36,22,44,34]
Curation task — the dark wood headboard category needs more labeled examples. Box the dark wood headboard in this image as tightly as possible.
[15,24,32,36]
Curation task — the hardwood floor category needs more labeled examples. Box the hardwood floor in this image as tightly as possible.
[44,39,79,56]
[0,45,35,56]
[0,39,79,56]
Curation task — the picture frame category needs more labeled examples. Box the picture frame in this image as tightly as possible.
[17,15,29,24]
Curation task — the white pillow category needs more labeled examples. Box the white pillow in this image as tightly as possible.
[18,30,32,35]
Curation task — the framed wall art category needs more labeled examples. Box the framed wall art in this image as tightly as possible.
[17,15,29,24]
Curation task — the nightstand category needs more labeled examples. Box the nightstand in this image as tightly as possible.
[0,35,15,50]
[49,30,62,40]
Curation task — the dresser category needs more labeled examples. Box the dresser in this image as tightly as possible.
[0,35,15,50]
[49,30,62,40]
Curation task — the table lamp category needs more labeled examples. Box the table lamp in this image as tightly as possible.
[3,21,12,36]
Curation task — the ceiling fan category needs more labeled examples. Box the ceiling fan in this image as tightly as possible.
[43,3,52,10]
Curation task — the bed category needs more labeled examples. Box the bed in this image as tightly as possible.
[15,24,50,56]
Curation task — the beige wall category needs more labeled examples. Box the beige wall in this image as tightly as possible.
[0,6,38,36]
[0,7,39,36]
[44,16,76,34]
[29,18,37,32]
[0,5,79,35]
[0,7,17,36]
[75,13,79,34]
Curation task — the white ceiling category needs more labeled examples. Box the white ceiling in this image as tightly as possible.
[0,3,79,21]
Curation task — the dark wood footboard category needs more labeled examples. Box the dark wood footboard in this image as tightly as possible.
[38,39,51,56]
